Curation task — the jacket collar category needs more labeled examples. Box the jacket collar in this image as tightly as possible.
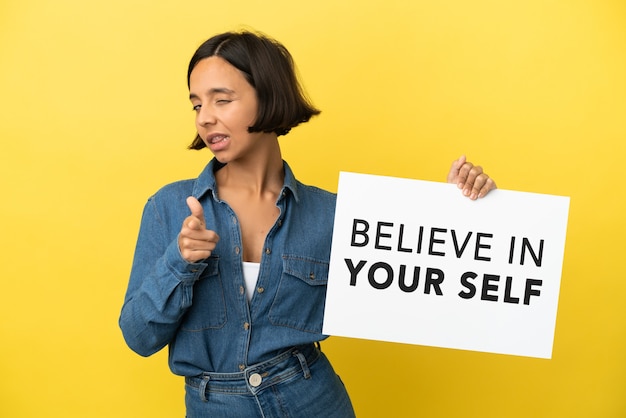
[192,158,300,203]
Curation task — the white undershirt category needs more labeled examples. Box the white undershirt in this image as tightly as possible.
[242,262,260,302]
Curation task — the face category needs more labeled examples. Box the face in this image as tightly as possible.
[189,56,268,162]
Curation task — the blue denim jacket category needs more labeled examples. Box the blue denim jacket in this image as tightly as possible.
[119,159,336,377]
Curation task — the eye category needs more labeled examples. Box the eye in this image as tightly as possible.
[192,104,201,112]
[216,99,232,105]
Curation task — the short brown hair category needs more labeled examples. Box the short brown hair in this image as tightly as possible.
[187,30,321,150]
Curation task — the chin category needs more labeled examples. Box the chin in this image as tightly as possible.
[212,153,233,165]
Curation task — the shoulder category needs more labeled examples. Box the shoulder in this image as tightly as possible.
[297,182,336,199]
[292,181,337,220]
[282,161,335,208]
[148,179,197,204]
[142,179,200,225]
[148,160,216,205]
[295,181,336,203]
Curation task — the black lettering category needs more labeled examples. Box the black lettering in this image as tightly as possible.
[451,230,472,258]
[475,233,493,261]
[521,238,544,267]
[397,224,412,253]
[416,226,424,254]
[481,274,499,301]
[368,262,394,289]
[344,259,367,286]
[503,276,520,304]
[424,268,444,295]
[351,219,369,247]
[429,228,447,256]
[511,237,545,267]
[508,236,516,264]
[458,271,477,299]
[398,265,420,292]
[524,279,542,305]
[375,222,393,251]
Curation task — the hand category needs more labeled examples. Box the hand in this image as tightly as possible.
[446,155,497,200]
[178,196,220,262]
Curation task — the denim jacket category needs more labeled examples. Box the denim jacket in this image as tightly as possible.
[119,159,336,377]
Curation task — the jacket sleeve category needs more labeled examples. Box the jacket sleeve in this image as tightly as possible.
[119,196,207,357]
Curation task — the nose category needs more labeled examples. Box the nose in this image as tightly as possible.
[196,105,217,126]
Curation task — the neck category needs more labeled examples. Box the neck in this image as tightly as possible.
[216,143,285,196]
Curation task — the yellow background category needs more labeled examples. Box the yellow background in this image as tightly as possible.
[1,0,624,416]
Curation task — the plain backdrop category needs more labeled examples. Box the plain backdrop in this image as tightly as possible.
[1,0,625,416]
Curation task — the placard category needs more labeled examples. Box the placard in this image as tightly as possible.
[323,172,570,358]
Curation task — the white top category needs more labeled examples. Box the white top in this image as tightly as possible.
[242,262,260,302]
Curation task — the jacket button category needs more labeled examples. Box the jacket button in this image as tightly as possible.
[243,322,250,330]
[249,373,262,387]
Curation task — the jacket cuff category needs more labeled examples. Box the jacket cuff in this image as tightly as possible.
[164,238,208,284]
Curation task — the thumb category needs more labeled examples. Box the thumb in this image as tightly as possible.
[453,155,467,172]
[447,155,466,183]
[186,196,205,225]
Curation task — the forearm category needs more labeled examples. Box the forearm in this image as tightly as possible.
[120,236,207,356]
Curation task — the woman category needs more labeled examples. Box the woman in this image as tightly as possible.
[119,30,496,417]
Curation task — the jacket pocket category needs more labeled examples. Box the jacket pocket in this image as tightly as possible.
[269,255,329,333]
[181,257,227,331]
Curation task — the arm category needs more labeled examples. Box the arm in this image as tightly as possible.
[118,196,218,356]
[447,155,497,200]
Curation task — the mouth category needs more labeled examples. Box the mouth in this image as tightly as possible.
[207,134,229,144]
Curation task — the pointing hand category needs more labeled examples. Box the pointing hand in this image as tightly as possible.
[178,196,220,262]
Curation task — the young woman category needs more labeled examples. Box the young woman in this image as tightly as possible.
[119,30,496,418]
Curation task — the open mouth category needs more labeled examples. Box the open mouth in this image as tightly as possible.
[209,134,229,144]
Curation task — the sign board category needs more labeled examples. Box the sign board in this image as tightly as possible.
[323,172,570,358]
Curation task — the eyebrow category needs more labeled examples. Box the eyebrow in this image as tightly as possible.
[189,87,236,100]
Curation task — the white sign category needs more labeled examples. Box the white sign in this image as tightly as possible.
[323,172,570,359]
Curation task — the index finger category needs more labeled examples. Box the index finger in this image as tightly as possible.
[186,196,205,225]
